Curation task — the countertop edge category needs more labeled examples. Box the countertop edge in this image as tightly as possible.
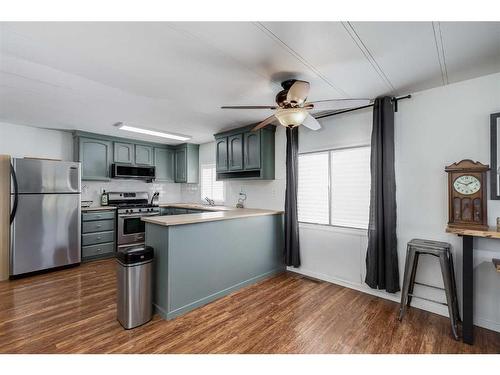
[81,206,117,212]
[142,210,284,227]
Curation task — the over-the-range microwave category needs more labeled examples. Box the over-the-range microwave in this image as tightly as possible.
[111,163,156,181]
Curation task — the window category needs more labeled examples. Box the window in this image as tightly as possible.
[298,146,371,229]
[297,152,329,224]
[200,164,224,203]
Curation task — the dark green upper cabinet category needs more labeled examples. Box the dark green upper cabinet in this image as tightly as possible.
[135,145,154,166]
[74,131,199,183]
[244,131,261,170]
[113,142,134,164]
[214,125,274,180]
[175,144,199,183]
[228,134,243,171]
[175,148,186,182]
[154,147,175,182]
[215,137,228,172]
[76,137,113,181]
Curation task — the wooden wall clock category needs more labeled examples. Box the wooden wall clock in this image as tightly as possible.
[445,159,489,230]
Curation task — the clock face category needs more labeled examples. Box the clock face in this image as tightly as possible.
[453,175,481,195]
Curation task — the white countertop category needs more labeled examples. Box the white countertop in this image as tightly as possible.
[142,206,283,227]
[158,202,233,211]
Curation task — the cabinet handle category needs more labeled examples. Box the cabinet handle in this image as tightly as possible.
[96,237,101,240]
[96,224,102,228]
[96,215,102,218]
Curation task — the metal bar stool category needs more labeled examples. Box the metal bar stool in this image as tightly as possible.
[398,238,461,340]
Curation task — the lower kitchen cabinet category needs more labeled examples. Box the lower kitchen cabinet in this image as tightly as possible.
[81,209,116,261]
[160,207,207,215]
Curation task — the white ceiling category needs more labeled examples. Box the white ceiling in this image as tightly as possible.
[1,22,499,144]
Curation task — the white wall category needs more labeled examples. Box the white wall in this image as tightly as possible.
[0,121,73,161]
[190,72,500,333]
[0,121,182,205]
[395,72,500,332]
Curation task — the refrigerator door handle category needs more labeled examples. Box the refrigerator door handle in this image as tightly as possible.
[10,163,18,224]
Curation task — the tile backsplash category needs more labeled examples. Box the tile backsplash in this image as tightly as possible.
[81,179,182,206]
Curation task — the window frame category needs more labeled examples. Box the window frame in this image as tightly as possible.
[200,163,225,204]
[298,144,371,230]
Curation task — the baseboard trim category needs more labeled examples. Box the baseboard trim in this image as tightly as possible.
[288,267,500,333]
[164,268,285,320]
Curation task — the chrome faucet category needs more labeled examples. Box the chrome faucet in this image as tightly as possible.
[204,197,215,206]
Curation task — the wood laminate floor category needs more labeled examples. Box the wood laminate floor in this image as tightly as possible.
[0,259,498,354]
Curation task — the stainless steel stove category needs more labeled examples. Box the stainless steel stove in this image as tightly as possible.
[108,192,160,250]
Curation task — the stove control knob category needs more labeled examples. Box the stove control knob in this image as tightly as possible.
[139,209,142,212]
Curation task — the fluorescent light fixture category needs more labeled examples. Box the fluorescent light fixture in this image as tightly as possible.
[114,122,191,141]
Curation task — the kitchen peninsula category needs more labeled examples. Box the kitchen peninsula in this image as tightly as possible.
[142,207,284,320]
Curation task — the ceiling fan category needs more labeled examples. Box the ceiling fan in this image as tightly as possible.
[221,79,371,131]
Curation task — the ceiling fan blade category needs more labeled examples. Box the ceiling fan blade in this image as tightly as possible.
[252,115,277,131]
[302,114,321,131]
[286,80,310,105]
[221,105,277,110]
[305,99,371,111]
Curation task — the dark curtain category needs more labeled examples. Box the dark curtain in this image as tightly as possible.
[365,96,400,293]
[284,126,300,267]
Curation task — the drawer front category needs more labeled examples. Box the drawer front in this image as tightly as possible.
[82,211,116,221]
[82,231,115,246]
[82,219,115,233]
[82,242,115,258]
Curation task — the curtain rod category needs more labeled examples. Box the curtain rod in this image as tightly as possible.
[314,94,412,120]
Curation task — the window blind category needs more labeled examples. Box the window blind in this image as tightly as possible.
[297,152,329,224]
[200,164,224,202]
[330,147,371,229]
[297,146,371,229]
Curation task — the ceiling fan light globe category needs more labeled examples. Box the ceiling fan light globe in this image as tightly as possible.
[275,108,308,127]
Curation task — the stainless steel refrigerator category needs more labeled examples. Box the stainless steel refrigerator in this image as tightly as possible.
[10,158,81,276]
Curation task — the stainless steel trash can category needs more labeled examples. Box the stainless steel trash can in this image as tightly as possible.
[116,245,154,329]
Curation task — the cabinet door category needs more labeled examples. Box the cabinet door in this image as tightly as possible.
[79,137,112,180]
[154,148,168,181]
[154,147,175,182]
[135,145,154,165]
[166,148,175,182]
[175,148,187,182]
[113,142,134,164]
[215,137,228,172]
[228,134,243,171]
[244,131,261,170]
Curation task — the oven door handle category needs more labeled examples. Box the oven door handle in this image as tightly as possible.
[118,213,160,219]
